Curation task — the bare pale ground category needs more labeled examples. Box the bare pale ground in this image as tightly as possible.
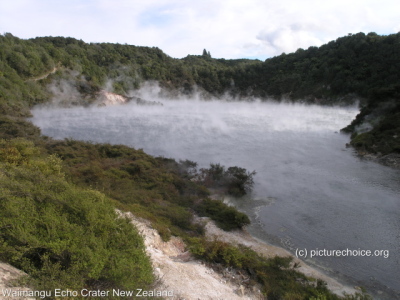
[122,211,358,300]
[97,90,128,106]
[121,211,263,300]
[0,211,357,300]
[203,219,358,297]
[0,263,34,300]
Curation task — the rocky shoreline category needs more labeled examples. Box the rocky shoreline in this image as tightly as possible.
[372,153,400,169]
[354,149,400,169]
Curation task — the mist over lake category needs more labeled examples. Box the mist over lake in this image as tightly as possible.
[31,100,400,299]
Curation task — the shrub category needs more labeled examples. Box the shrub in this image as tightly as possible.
[188,238,356,299]
[0,139,154,291]
[200,163,256,197]
[194,198,250,230]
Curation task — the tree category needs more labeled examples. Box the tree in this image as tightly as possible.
[200,164,256,197]
[202,49,211,58]
[225,166,256,196]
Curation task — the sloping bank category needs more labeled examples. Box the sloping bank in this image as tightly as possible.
[122,211,358,299]
[0,211,359,300]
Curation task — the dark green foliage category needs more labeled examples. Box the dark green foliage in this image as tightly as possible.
[194,198,250,230]
[41,140,250,238]
[202,49,212,58]
[2,32,399,158]
[225,166,256,196]
[232,32,399,103]
[1,32,400,104]
[42,140,243,239]
[200,163,256,196]
[342,100,400,154]
[349,111,400,154]
[0,116,41,140]
[204,163,225,182]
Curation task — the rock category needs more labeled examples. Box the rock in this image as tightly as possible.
[0,262,35,300]
[378,153,400,169]
[96,90,164,107]
[127,96,163,106]
[96,90,128,106]
[239,285,245,296]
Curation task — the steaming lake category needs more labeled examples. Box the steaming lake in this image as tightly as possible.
[31,100,400,299]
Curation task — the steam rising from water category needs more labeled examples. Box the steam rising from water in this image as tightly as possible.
[31,100,360,183]
[31,99,400,298]
[31,99,357,157]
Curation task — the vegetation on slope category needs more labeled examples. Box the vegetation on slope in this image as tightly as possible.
[198,163,256,197]
[189,239,367,300]
[0,138,153,291]
[0,137,368,299]
[41,140,251,239]
[342,99,400,156]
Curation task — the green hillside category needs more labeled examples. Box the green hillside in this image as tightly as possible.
[1,32,399,156]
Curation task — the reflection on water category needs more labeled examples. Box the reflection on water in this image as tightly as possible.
[31,100,400,299]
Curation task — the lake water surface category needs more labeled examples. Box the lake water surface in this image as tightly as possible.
[31,100,400,299]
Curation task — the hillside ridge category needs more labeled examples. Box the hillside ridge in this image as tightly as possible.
[1,31,399,158]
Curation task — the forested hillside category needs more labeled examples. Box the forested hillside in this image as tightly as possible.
[1,32,399,156]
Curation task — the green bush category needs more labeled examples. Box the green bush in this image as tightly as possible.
[0,139,154,291]
[194,198,250,230]
[188,238,371,299]
[200,163,256,197]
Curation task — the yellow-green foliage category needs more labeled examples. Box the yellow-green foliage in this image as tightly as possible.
[0,138,40,165]
[0,139,153,291]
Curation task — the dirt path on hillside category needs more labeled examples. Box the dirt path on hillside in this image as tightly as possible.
[26,65,59,82]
